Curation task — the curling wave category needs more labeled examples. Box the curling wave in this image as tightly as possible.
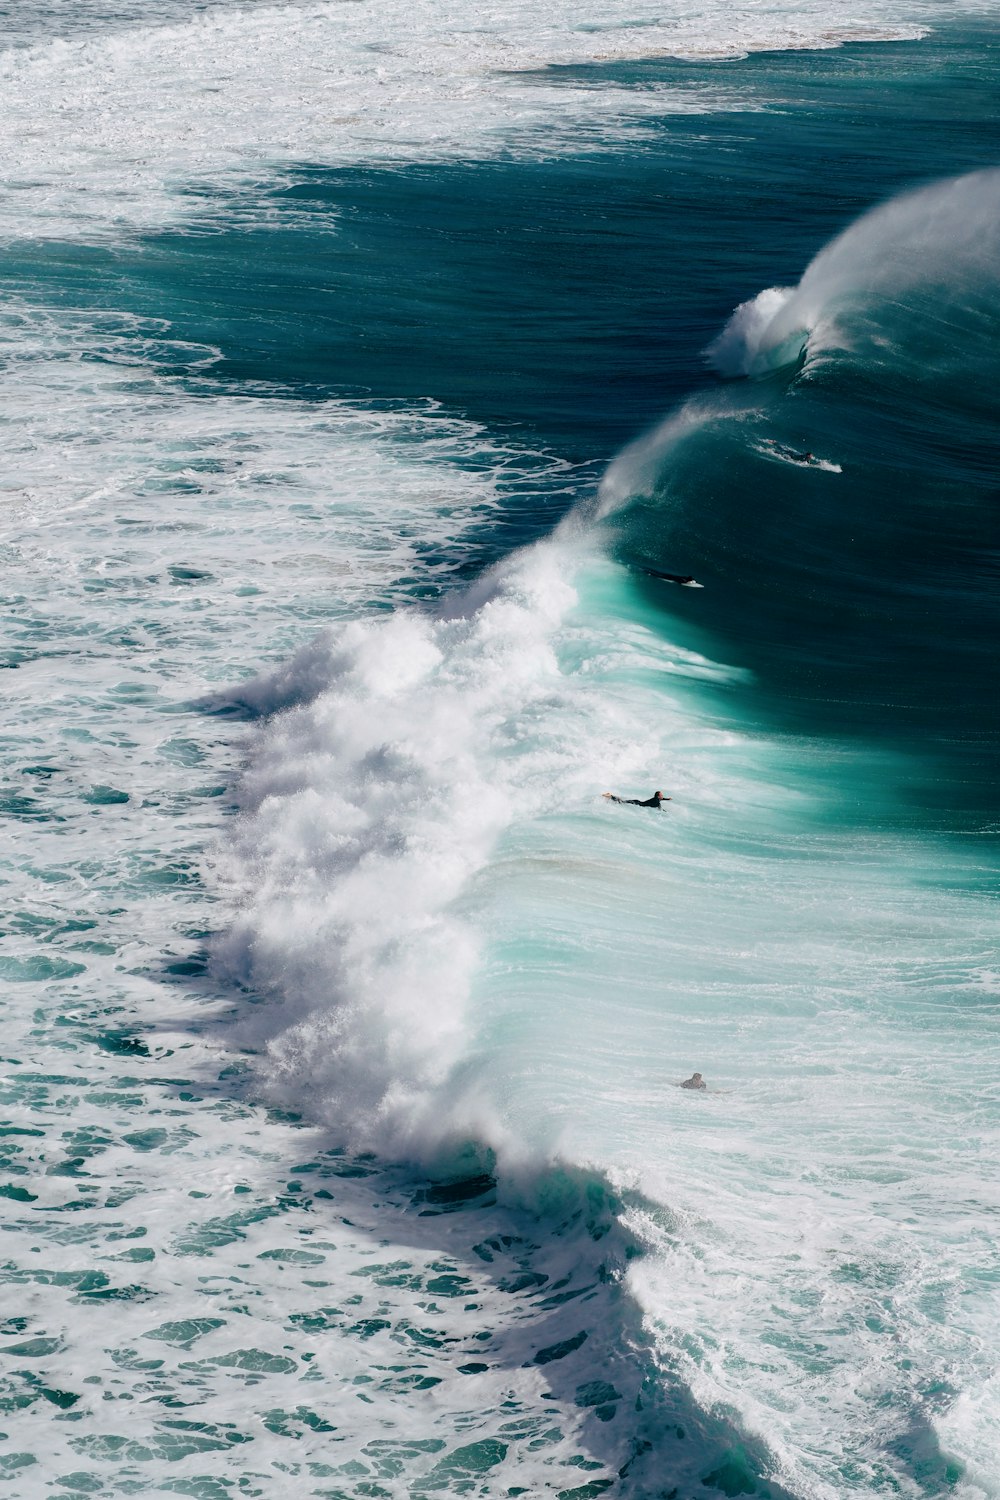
[216,171,1000,1498]
[708,168,1000,377]
[609,170,1000,812]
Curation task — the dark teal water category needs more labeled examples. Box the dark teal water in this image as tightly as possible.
[16,29,1000,453]
[12,29,1000,783]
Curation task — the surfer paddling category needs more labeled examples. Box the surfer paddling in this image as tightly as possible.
[642,567,703,588]
[680,1072,707,1091]
[759,439,833,469]
[603,790,670,808]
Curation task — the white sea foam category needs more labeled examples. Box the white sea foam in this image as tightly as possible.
[0,300,648,1494]
[213,547,573,1157]
[0,0,932,242]
[5,7,1000,1497]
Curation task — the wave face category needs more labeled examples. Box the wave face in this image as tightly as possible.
[3,9,1000,1500]
[617,170,1000,822]
[219,168,1000,1499]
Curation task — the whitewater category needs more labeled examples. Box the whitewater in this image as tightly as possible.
[1,3,999,1499]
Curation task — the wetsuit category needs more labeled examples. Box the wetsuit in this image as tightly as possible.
[605,792,668,808]
[644,568,695,585]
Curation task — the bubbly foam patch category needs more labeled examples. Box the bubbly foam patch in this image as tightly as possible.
[0,302,664,1495]
[0,0,931,242]
[0,1042,670,1496]
[0,301,575,635]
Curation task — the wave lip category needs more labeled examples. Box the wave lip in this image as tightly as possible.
[708,168,1000,379]
[706,284,800,376]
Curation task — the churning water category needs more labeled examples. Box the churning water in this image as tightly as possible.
[1,6,999,1499]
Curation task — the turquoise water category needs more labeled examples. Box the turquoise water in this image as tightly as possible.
[1,8,999,1499]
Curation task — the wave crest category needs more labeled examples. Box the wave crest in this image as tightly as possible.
[709,168,1000,378]
[706,284,798,376]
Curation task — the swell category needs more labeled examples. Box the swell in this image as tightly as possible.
[208,538,806,1491]
[604,170,1000,823]
[211,170,1000,1499]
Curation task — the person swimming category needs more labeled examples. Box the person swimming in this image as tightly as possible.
[680,1072,706,1090]
[603,790,670,808]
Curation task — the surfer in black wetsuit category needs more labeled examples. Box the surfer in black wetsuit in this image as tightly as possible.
[642,568,700,587]
[762,440,817,466]
[603,790,670,808]
[680,1072,706,1090]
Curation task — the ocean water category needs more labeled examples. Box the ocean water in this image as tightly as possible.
[2,4,1000,1498]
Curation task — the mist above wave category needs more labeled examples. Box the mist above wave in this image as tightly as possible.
[708,168,1000,377]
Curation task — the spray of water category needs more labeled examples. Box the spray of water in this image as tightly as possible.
[708,168,1000,376]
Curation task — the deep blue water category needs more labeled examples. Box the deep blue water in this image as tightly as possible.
[13,26,998,811]
[16,29,1000,454]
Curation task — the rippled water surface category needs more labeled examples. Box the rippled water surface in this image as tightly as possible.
[2,8,999,1500]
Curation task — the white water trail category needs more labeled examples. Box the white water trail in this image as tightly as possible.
[215,544,585,1159]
